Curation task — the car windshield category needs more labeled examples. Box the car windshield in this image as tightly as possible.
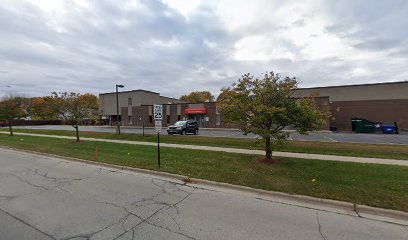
[174,121,187,126]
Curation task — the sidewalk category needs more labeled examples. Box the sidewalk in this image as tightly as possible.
[1,131,407,167]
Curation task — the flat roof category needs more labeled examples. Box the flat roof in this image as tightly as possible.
[298,80,408,91]
[99,89,180,101]
[99,89,159,95]
[141,101,216,106]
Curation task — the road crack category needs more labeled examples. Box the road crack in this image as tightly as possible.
[112,184,196,240]
[0,207,57,240]
[145,219,196,240]
[10,172,50,190]
[316,211,328,240]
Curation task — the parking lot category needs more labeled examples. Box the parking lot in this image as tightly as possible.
[10,125,408,145]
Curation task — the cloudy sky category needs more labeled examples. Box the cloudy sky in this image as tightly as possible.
[1,0,407,98]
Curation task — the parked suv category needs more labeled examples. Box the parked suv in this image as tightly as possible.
[167,120,199,135]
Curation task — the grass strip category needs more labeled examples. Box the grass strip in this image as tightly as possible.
[10,128,408,160]
[1,134,407,212]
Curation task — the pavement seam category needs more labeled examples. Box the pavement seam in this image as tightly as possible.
[0,207,57,240]
[1,146,407,226]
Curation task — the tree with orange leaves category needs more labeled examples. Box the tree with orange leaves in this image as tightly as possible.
[0,96,29,136]
[180,91,214,103]
[51,92,99,142]
[31,97,60,120]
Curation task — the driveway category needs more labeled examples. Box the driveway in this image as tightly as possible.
[13,125,408,145]
[0,148,406,240]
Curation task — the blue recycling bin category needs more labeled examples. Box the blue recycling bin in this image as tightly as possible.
[382,125,396,134]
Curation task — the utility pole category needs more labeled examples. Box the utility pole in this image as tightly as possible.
[115,84,124,134]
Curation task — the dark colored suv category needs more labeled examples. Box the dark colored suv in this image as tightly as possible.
[167,120,199,135]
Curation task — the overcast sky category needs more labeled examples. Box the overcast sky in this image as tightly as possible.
[1,0,407,98]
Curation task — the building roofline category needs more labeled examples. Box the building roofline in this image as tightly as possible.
[298,80,408,91]
[140,101,216,106]
[99,89,181,101]
[99,89,160,95]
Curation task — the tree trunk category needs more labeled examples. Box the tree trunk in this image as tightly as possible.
[74,125,80,142]
[265,135,272,160]
[8,124,13,136]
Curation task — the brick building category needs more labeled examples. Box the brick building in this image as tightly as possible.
[99,89,184,125]
[100,81,408,130]
[293,81,408,130]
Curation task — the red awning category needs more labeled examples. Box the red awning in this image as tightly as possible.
[184,108,208,115]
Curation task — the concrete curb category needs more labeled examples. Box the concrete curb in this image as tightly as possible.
[1,146,407,225]
[356,205,408,222]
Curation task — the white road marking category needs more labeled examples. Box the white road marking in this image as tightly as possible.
[323,136,338,142]
[363,136,393,145]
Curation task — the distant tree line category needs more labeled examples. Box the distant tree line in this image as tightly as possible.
[0,92,99,142]
[180,91,215,103]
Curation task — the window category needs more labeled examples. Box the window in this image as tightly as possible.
[128,98,132,106]
[167,115,170,123]
[149,116,153,123]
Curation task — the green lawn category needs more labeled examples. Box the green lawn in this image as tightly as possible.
[0,134,407,212]
[9,128,408,160]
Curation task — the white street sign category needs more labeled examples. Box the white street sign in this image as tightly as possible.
[155,120,162,133]
[154,105,163,120]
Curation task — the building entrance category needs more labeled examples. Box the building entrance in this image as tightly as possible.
[184,108,208,128]
[188,114,204,127]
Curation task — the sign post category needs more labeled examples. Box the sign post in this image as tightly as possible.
[154,105,163,168]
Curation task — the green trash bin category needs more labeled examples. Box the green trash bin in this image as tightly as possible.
[355,119,376,133]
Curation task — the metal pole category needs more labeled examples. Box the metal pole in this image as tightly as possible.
[116,85,120,135]
[157,133,160,168]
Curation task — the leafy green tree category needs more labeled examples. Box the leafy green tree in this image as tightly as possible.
[180,91,214,103]
[218,72,327,161]
[52,92,99,142]
[0,96,29,136]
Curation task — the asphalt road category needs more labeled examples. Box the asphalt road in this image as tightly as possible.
[13,125,408,145]
[0,148,407,240]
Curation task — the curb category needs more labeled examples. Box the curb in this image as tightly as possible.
[1,146,407,225]
[356,205,408,222]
